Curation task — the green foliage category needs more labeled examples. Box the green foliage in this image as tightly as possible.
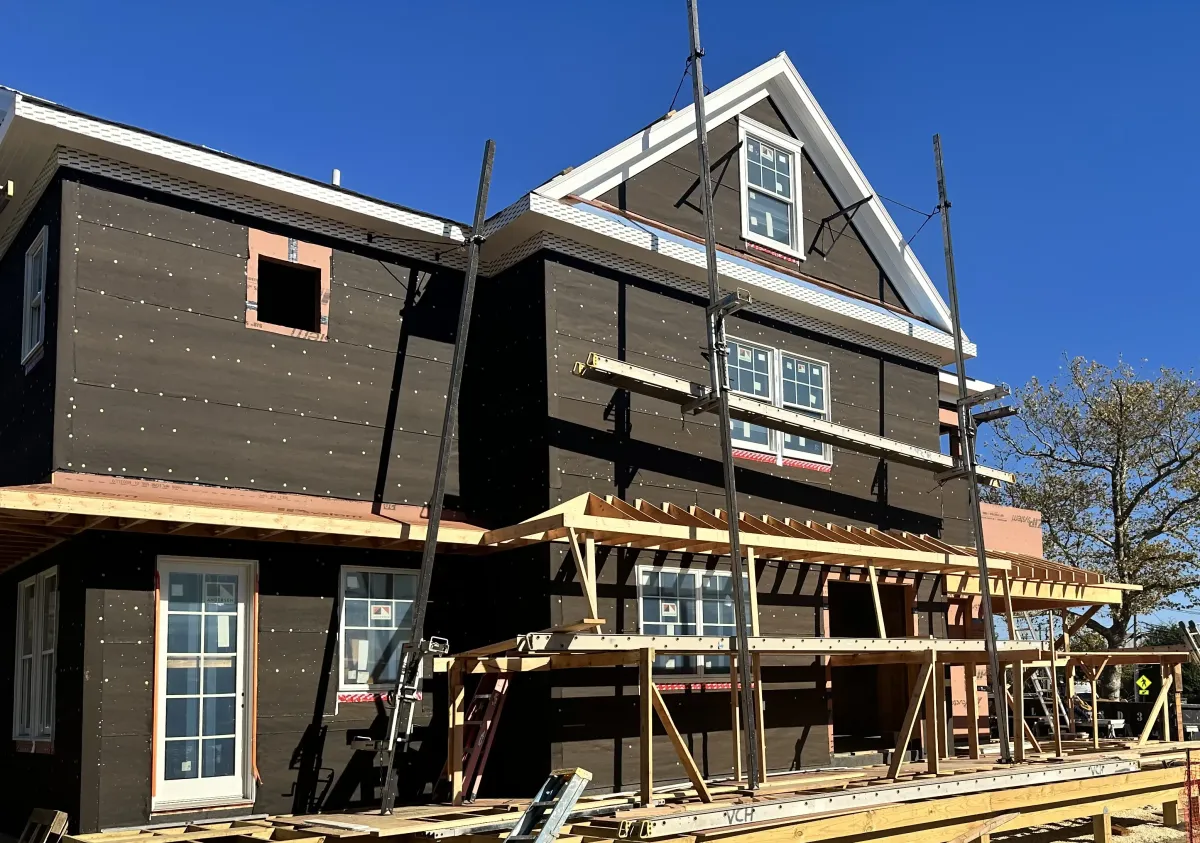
[985,358,1200,649]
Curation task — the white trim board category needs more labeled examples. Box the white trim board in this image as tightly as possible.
[537,52,958,337]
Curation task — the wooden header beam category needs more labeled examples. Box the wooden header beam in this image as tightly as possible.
[573,353,1013,484]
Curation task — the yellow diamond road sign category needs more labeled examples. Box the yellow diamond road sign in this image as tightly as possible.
[1136,674,1152,694]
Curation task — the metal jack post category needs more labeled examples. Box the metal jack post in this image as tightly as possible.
[686,0,762,789]
[933,133,1013,764]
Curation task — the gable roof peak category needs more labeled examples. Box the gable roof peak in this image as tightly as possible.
[536,52,957,336]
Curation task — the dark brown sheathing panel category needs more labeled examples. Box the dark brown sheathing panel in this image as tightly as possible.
[12,529,546,832]
[598,97,906,310]
[55,177,464,506]
[0,178,63,486]
[0,547,86,835]
[544,255,950,533]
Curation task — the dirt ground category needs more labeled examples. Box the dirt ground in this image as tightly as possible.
[992,806,1185,842]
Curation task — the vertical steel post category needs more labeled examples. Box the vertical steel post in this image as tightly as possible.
[380,140,495,812]
[933,133,1013,763]
[686,0,762,789]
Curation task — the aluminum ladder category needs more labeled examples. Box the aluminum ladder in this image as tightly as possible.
[1179,621,1200,664]
[1017,612,1070,732]
[506,768,593,843]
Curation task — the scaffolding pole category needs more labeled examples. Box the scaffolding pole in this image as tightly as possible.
[933,133,1013,764]
[685,0,762,790]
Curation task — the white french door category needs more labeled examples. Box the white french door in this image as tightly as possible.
[154,557,255,807]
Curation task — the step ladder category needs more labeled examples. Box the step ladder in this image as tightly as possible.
[447,671,511,803]
[1016,612,1070,731]
[1179,621,1200,664]
[506,768,593,843]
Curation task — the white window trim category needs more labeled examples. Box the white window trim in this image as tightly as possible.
[337,565,417,694]
[728,336,833,466]
[738,116,806,260]
[12,566,57,743]
[152,556,257,811]
[21,225,49,366]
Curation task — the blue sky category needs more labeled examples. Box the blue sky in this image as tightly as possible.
[5,1,1196,392]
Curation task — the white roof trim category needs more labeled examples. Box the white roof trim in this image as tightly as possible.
[538,53,958,336]
[5,91,468,244]
[517,193,973,362]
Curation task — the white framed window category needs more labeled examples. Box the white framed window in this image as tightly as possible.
[12,567,58,743]
[637,566,749,675]
[21,226,49,365]
[738,117,805,259]
[338,567,417,692]
[154,557,255,809]
[727,337,832,465]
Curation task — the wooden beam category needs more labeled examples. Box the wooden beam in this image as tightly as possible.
[640,648,654,806]
[746,547,760,636]
[924,657,941,773]
[649,684,713,802]
[448,660,465,806]
[1012,661,1025,762]
[1137,673,1174,745]
[1160,664,1172,742]
[585,536,600,633]
[887,655,933,779]
[1048,612,1064,759]
[964,661,980,760]
[1173,662,1185,746]
[1094,808,1112,843]
[730,653,742,782]
[753,653,768,774]
[943,813,1018,843]
[1002,571,1018,637]
[868,566,886,639]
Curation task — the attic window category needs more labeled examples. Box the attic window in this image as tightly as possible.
[738,116,805,260]
[257,258,320,332]
[245,229,332,341]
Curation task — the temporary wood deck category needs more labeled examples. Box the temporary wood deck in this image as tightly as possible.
[61,745,1193,843]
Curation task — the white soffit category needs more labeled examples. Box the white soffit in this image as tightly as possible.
[537,53,959,337]
[0,88,468,256]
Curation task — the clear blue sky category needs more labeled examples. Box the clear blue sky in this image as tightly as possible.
[4,1,1198,390]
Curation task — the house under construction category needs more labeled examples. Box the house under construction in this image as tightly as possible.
[0,49,1191,843]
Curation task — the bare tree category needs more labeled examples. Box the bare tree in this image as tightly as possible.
[985,358,1200,697]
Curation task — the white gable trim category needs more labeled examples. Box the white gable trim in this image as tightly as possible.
[537,53,957,336]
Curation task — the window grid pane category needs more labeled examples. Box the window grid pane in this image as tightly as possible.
[727,340,774,450]
[781,354,829,459]
[342,569,417,687]
[640,568,752,676]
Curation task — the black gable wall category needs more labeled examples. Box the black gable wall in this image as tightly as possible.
[598,97,910,310]
[53,175,465,507]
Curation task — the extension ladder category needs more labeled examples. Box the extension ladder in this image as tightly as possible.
[506,768,593,843]
[1016,612,1070,731]
[448,671,511,803]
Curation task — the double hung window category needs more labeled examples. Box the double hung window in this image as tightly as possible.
[339,567,417,691]
[13,567,57,743]
[22,226,48,365]
[739,117,805,259]
[727,337,832,464]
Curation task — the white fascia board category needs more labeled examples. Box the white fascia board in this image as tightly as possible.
[8,92,468,245]
[520,192,974,362]
[538,60,780,200]
[538,53,963,339]
[939,371,996,403]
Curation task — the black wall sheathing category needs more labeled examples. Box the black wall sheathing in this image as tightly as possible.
[0,151,964,824]
[0,178,63,486]
[0,530,527,833]
[598,97,904,309]
[0,545,85,835]
[54,175,465,507]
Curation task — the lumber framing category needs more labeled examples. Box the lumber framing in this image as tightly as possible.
[572,353,1014,484]
[649,684,713,803]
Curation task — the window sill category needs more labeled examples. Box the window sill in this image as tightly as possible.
[12,739,54,754]
[149,798,255,816]
[732,448,831,473]
[743,234,805,263]
[21,343,44,373]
